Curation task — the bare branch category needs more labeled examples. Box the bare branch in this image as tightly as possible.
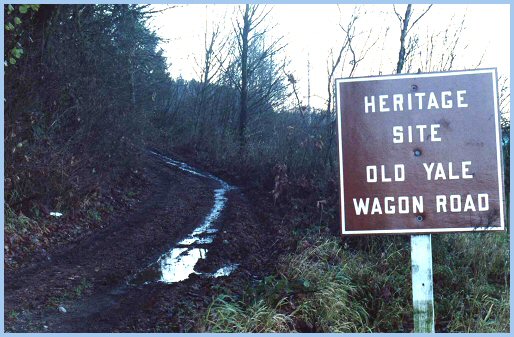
[407,4,433,34]
[141,5,178,15]
[392,5,403,24]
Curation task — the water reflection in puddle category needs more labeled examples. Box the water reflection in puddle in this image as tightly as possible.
[159,247,208,283]
[212,264,240,278]
[178,235,214,246]
[129,152,237,286]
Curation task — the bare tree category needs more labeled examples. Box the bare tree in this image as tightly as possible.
[394,4,433,74]
[326,7,378,115]
[397,7,486,76]
[193,12,229,146]
[232,4,286,153]
[324,7,380,170]
[498,76,510,125]
[307,55,311,114]
[417,14,468,73]
[238,4,252,152]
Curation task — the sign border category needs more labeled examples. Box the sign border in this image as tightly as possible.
[336,68,505,235]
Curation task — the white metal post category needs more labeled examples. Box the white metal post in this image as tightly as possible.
[411,234,435,332]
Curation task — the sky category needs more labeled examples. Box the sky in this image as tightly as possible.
[149,4,510,110]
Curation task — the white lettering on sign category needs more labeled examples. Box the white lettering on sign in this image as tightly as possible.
[392,124,441,143]
[364,90,468,113]
[427,92,439,109]
[379,95,390,112]
[423,161,473,180]
[337,69,504,234]
[435,194,489,213]
[441,91,452,108]
[364,95,375,113]
[457,90,468,108]
[353,196,423,215]
[366,164,405,183]
[393,94,403,111]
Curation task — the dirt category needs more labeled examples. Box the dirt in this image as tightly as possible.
[4,151,294,332]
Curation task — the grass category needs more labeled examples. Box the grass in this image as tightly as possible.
[206,238,370,332]
[4,204,51,268]
[205,230,509,333]
[4,204,38,234]
[8,310,19,320]
[86,209,102,222]
[74,278,93,297]
[206,296,293,332]
[275,239,370,332]
[46,278,93,307]
[432,232,510,332]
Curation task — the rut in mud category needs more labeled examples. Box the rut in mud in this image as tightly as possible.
[130,151,237,285]
[4,150,288,332]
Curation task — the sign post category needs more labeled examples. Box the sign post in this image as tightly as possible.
[335,69,505,332]
[411,234,434,332]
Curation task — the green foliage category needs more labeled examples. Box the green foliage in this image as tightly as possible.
[18,5,40,14]
[46,278,92,307]
[336,236,413,332]
[207,233,509,333]
[4,204,38,234]
[5,4,171,214]
[87,209,102,222]
[8,310,19,320]
[11,47,23,59]
[277,239,370,332]
[432,232,510,332]
[206,295,293,332]
[74,278,93,297]
[5,5,509,333]
[4,204,50,268]
[5,5,172,268]
[206,238,370,332]
[4,4,39,66]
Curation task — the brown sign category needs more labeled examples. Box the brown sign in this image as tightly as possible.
[336,69,505,235]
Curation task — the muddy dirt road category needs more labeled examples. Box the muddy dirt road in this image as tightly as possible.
[5,151,285,332]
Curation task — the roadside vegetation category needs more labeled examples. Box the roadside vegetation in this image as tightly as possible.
[5,4,510,333]
[204,232,509,332]
[5,4,168,267]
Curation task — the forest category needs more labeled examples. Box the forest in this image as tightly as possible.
[4,4,510,333]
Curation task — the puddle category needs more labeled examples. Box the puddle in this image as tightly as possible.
[129,151,235,286]
[212,264,239,278]
[159,247,208,283]
[150,150,230,188]
[178,235,214,246]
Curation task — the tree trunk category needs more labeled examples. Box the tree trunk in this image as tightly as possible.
[239,4,250,154]
[396,4,412,74]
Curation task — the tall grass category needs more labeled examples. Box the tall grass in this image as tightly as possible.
[206,238,370,332]
[206,296,293,332]
[277,240,370,332]
[205,230,509,333]
[433,232,510,332]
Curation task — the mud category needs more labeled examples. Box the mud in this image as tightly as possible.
[4,151,290,332]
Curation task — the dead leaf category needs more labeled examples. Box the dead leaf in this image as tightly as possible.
[271,164,288,203]
[316,199,327,209]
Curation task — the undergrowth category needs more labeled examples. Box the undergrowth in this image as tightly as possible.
[205,230,509,333]
[433,232,510,332]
